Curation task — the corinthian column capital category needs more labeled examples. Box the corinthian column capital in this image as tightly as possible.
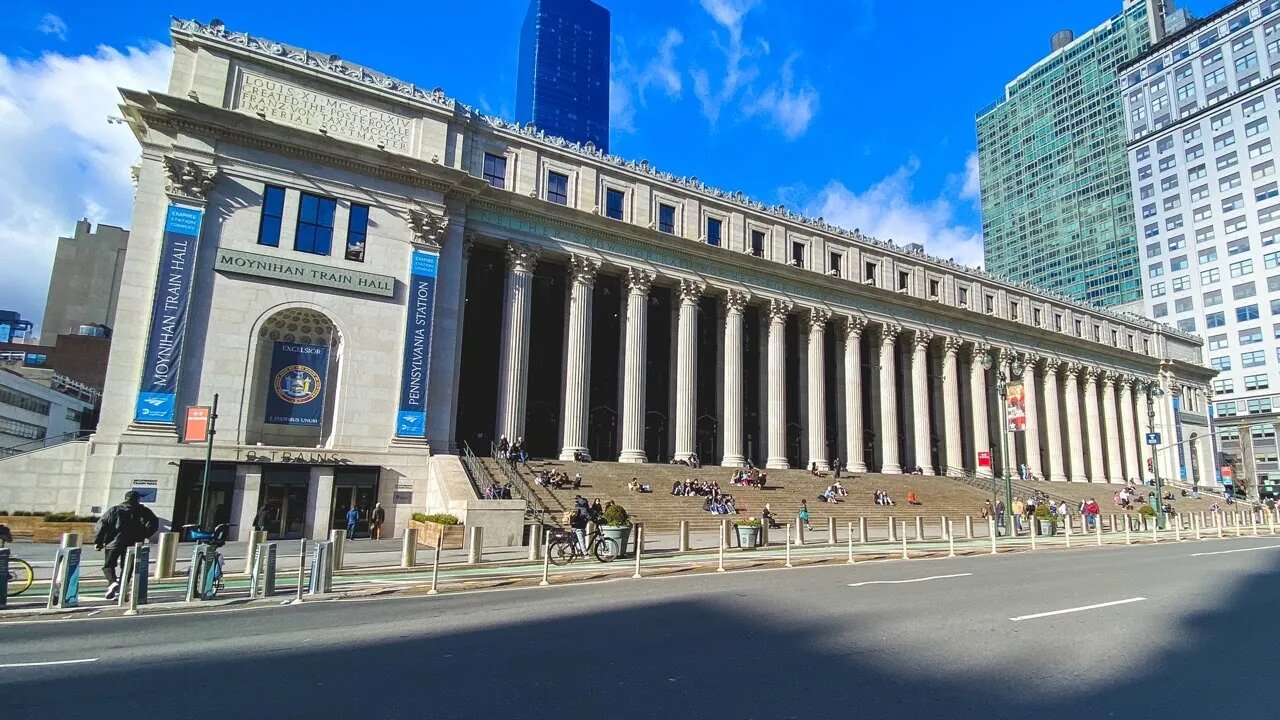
[677,279,705,305]
[767,298,792,323]
[911,329,933,351]
[506,244,540,275]
[625,267,654,295]
[724,289,750,314]
[568,255,601,286]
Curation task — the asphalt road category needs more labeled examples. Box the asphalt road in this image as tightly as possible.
[2,537,1278,719]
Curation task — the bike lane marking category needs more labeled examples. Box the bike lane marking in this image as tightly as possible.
[0,657,99,669]
[847,572,972,588]
[1009,597,1146,622]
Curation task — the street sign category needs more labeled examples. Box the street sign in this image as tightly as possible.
[978,451,991,468]
[184,406,211,443]
[1145,432,1161,445]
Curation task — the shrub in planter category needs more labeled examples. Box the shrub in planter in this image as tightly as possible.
[0,510,8,516]
[601,504,630,527]
[599,504,632,558]
[1138,505,1156,518]
[412,513,459,525]
[734,517,762,527]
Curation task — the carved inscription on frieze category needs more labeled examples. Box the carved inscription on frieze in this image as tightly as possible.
[235,71,413,152]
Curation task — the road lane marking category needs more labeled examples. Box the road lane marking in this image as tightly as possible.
[1190,544,1280,557]
[847,573,972,587]
[0,658,98,669]
[1010,597,1146,622]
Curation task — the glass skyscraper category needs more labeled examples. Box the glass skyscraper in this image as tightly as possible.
[516,0,611,152]
[977,1,1174,308]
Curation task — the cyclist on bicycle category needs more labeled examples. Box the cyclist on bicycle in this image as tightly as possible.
[569,496,593,555]
[93,490,159,600]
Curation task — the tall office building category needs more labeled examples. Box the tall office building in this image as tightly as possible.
[978,1,1175,308]
[41,220,129,338]
[1123,0,1280,497]
[516,0,611,151]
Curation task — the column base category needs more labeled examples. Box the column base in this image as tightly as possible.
[1091,476,1108,484]
[721,455,747,467]
[1070,475,1089,483]
[882,463,903,474]
[848,462,868,473]
[765,457,790,470]
[811,460,830,471]
[558,447,589,462]
[976,469,994,479]
[1048,474,1069,482]
[618,451,647,464]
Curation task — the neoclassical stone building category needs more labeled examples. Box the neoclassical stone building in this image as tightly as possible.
[0,19,1216,539]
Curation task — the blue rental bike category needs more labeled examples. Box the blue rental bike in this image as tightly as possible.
[181,523,234,599]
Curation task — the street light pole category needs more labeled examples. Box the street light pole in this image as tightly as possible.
[982,352,1021,530]
[196,393,220,530]
[1147,384,1165,530]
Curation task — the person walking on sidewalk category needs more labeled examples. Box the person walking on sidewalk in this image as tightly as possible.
[92,491,159,600]
[799,499,812,532]
[369,502,386,540]
[346,505,359,539]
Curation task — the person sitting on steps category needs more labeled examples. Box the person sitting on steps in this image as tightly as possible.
[906,490,921,506]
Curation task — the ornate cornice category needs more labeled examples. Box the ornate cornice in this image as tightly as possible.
[163,156,218,202]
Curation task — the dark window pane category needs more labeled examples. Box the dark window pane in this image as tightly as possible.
[606,188,624,220]
[707,218,721,246]
[659,204,675,234]
[346,204,369,262]
[483,153,507,188]
[295,192,336,256]
[548,172,569,205]
[258,186,286,247]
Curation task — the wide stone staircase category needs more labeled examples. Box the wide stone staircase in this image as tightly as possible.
[479,457,996,533]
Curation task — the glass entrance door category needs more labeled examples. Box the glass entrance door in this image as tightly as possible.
[261,468,310,540]
[331,468,380,539]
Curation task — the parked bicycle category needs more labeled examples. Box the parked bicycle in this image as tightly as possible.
[182,523,234,600]
[0,525,34,596]
[546,525,620,566]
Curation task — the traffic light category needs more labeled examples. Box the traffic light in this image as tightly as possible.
[1147,457,1154,473]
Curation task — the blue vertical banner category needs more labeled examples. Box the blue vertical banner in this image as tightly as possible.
[265,342,330,426]
[1173,396,1187,480]
[395,249,439,437]
[134,204,203,423]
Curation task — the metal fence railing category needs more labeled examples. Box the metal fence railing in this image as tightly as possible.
[474,442,557,524]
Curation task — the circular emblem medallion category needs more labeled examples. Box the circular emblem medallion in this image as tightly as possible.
[274,364,322,405]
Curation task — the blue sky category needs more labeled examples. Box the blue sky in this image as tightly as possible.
[0,0,1224,331]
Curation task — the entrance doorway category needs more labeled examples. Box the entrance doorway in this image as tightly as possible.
[260,467,310,539]
[173,461,235,535]
[331,468,379,538]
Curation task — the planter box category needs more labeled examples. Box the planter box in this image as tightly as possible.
[0,516,45,537]
[32,521,97,544]
[409,520,465,549]
[736,525,762,549]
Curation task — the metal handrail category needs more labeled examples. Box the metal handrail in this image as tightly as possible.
[457,442,491,499]
[0,430,92,460]
[475,442,557,523]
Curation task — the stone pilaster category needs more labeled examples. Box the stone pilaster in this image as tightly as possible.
[843,318,867,473]
[806,308,830,471]
[1022,354,1042,481]
[1101,371,1125,484]
[673,279,705,463]
[941,336,963,476]
[495,244,539,443]
[558,255,599,461]
[720,290,750,466]
[1041,359,1067,482]
[1063,363,1088,482]
[765,299,792,470]
[879,324,902,474]
[1118,375,1140,485]
[970,344,992,478]
[618,269,654,463]
[910,329,933,475]
[1083,367,1106,483]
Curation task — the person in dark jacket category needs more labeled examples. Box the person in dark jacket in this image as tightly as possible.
[93,491,159,600]
[370,503,386,540]
[253,504,272,533]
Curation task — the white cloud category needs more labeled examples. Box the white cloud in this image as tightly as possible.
[612,28,684,134]
[807,159,986,267]
[744,54,819,139]
[961,151,981,201]
[690,0,758,125]
[0,43,173,333]
[38,14,68,41]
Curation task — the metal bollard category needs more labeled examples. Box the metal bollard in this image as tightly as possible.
[1194,514,1202,540]
[1109,514,1117,534]
[915,516,924,541]
[901,522,909,560]
[538,530,551,587]
[328,530,346,572]
[633,522,645,556]
[155,532,179,579]
[632,526,644,579]
[989,520,998,554]
[244,531,266,576]
[721,519,732,550]
[965,515,974,539]
[1125,520,1132,545]
[761,520,770,547]
[1030,518,1037,551]
[249,541,277,598]
[124,545,146,616]
[428,528,444,594]
[1270,510,1277,536]
[0,548,9,609]
[1217,513,1224,538]
[717,521,726,572]
[1065,517,1072,548]
[796,518,805,545]
[307,541,333,595]
[828,516,837,546]
[679,520,690,552]
[403,528,419,568]
[292,538,306,604]
[1153,519,1159,543]
[1174,515,1182,542]
[888,516,897,543]
[467,526,484,565]
[784,524,793,568]
[859,516,868,543]
[1096,517,1102,546]
[940,516,948,540]
[1252,511,1260,537]
[117,546,136,609]
[1236,513,1243,538]
[948,521,956,558]
[846,522,855,564]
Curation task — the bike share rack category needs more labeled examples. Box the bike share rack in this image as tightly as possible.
[0,548,9,609]
[248,541,278,598]
[116,544,150,611]
[307,540,333,596]
[46,544,82,609]
[184,542,219,602]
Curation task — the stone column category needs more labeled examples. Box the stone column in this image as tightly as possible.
[559,255,599,461]
[1101,372,1125,484]
[806,308,830,471]
[1021,354,1042,482]
[941,337,963,476]
[843,318,867,472]
[766,299,792,470]
[1083,368,1107,483]
[1119,375,1140,485]
[1063,364,1088,483]
[673,279,704,463]
[720,291,749,467]
[618,268,654,463]
[879,324,903,474]
[1041,360,1066,482]
[910,330,933,475]
[970,344,992,478]
[495,244,539,443]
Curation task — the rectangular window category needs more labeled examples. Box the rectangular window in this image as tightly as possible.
[1205,67,1227,86]
[1170,235,1188,252]
[791,241,805,267]
[1267,250,1280,268]
[706,217,722,247]
[1177,83,1196,102]
[547,171,569,205]
[1247,398,1274,414]
[1142,184,1155,200]
[985,294,995,314]
[1214,132,1236,150]
[1213,378,1234,394]
[258,185,286,247]
[864,261,878,283]
[1246,374,1271,390]
[605,188,625,220]
[1208,334,1229,350]
[1236,51,1260,72]
[1247,118,1270,137]
[1212,110,1233,130]
[345,203,368,262]
[1221,173,1242,191]
[1230,259,1254,277]
[1218,402,1238,417]
[1189,164,1207,181]
[1137,146,1151,161]
[1145,223,1159,238]
[1240,327,1263,343]
[1184,125,1202,141]
[1218,152,1240,171]
[1211,356,1232,372]
[1153,302,1169,318]
[1206,311,1227,328]
[1229,238,1252,255]
[1191,185,1210,202]
[1257,182,1279,201]
[898,270,911,292]
[1242,350,1267,367]
[658,203,676,234]
[1243,95,1266,117]
[1161,175,1180,191]
[1205,289,1223,305]
[1149,263,1165,278]
[1159,155,1176,172]
[1147,242,1162,257]
[958,286,968,307]
[830,252,843,276]
[1185,144,1204,161]
[1165,215,1184,230]
[1202,267,1221,284]
[1200,247,1219,263]
[1223,194,1246,213]
[1172,275,1191,291]
[751,229,766,258]
[1176,318,1197,333]
[1254,161,1276,180]
[1238,304,1261,322]
[1194,205,1213,222]
[1053,313,1063,332]
[1251,139,1274,159]
[1175,296,1194,313]
[482,153,506,189]
[1170,255,1189,271]
[1150,282,1166,296]
[1009,301,1020,320]
[1227,216,1249,234]
[294,192,336,255]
